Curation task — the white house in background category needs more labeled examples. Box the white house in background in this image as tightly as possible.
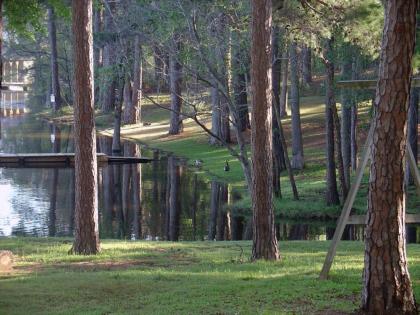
[3,59,34,86]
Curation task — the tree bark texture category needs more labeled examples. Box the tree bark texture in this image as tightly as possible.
[71,0,100,255]
[406,88,418,185]
[289,42,304,170]
[48,7,62,111]
[168,41,183,135]
[250,0,279,261]
[362,1,418,314]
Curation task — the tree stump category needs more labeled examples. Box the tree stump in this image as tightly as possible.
[0,250,14,272]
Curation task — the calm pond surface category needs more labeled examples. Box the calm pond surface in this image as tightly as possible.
[0,114,417,242]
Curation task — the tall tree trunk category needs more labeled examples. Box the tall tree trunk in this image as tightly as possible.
[250,0,279,261]
[112,77,124,154]
[123,37,142,125]
[122,143,132,235]
[93,4,103,104]
[289,42,304,170]
[341,56,352,190]
[131,36,143,124]
[131,144,142,239]
[209,83,222,145]
[220,98,231,143]
[208,181,220,241]
[324,41,340,206]
[323,40,348,201]
[168,41,183,135]
[168,156,180,241]
[232,35,250,132]
[350,57,359,172]
[362,1,418,313]
[279,49,288,117]
[302,45,312,86]
[100,1,116,113]
[122,76,132,124]
[406,87,418,185]
[93,4,103,69]
[153,45,168,92]
[272,26,285,197]
[272,99,299,200]
[191,173,198,241]
[71,0,100,255]
[217,183,228,241]
[48,7,62,111]
[99,137,114,233]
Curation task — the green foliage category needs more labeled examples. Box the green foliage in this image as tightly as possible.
[276,0,383,61]
[47,0,71,20]
[4,0,44,38]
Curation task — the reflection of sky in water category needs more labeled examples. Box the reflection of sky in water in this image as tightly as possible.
[0,169,50,236]
[0,113,52,236]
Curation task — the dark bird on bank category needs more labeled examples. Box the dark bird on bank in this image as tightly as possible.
[224,160,230,172]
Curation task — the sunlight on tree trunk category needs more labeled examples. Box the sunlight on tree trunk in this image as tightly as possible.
[71,0,100,255]
[361,1,418,313]
[250,0,279,261]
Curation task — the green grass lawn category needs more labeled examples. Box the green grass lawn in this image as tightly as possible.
[2,238,420,314]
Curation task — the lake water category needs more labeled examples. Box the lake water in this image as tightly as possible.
[0,114,417,242]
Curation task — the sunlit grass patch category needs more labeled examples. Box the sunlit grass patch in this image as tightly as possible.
[1,238,419,314]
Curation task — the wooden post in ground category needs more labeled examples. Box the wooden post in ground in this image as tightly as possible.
[319,124,374,280]
[320,80,420,280]
[319,126,420,279]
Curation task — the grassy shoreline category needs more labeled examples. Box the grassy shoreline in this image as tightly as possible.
[35,96,420,219]
[2,238,420,314]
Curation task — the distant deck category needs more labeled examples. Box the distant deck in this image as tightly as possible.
[0,153,153,168]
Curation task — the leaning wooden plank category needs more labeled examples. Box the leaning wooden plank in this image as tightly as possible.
[406,144,420,196]
[319,124,374,280]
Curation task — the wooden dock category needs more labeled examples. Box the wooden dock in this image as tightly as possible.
[0,153,153,168]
